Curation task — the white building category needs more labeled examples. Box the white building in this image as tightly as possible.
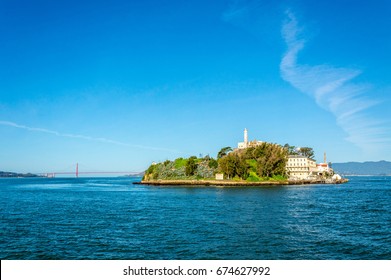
[236,129,339,181]
[286,155,317,179]
[237,128,263,149]
[316,163,334,177]
[286,152,336,180]
[316,153,333,175]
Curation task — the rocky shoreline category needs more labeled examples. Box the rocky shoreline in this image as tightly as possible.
[134,178,349,186]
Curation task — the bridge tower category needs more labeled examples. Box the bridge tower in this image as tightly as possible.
[76,163,79,178]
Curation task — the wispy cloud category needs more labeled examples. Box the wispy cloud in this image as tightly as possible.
[280,9,390,151]
[222,0,282,40]
[0,120,177,152]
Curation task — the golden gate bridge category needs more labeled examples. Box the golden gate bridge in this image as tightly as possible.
[39,163,141,178]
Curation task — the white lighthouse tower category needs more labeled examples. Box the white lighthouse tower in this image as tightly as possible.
[238,128,249,149]
[244,128,248,148]
[237,128,263,149]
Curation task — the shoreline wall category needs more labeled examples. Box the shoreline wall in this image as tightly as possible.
[135,178,349,186]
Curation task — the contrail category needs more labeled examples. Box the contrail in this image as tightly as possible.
[280,9,390,151]
[0,120,177,152]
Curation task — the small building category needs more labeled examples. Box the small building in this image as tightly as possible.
[316,152,334,176]
[215,173,224,180]
[317,163,331,173]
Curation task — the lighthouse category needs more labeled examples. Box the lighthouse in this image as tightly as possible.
[244,128,248,148]
[237,128,262,149]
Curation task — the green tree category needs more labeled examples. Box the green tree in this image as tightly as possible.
[208,158,218,169]
[218,152,248,180]
[185,156,197,176]
[250,143,288,178]
[218,153,238,179]
[236,155,249,179]
[284,143,299,155]
[298,147,315,159]
[217,146,233,159]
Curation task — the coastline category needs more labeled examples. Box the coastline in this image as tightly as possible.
[135,178,349,186]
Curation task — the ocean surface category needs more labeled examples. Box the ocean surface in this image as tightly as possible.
[0,176,390,260]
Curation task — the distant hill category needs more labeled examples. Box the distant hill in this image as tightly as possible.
[122,172,145,177]
[332,161,391,175]
[0,171,41,178]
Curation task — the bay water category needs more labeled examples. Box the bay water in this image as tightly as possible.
[0,176,390,259]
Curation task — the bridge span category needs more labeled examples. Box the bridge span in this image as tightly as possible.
[40,164,142,178]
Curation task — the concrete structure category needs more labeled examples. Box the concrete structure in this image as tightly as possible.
[286,155,317,179]
[237,128,263,149]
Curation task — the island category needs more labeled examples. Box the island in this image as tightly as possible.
[0,171,42,178]
[138,129,348,186]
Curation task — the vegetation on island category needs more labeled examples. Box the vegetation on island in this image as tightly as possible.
[144,155,218,181]
[283,144,315,159]
[143,142,293,182]
[219,143,288,181]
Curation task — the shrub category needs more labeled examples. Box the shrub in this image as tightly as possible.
[246,171,260,182]
[174,158,187,169]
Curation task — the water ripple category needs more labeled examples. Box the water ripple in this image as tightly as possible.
[0,176,390,259]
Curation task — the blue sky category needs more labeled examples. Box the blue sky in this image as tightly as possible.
[1,0,390,173]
